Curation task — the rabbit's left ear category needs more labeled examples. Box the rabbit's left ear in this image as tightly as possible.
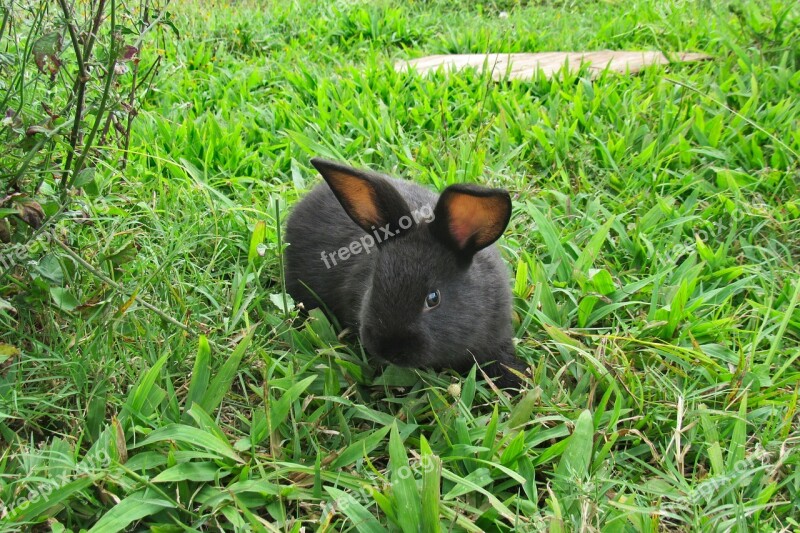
[430,184,511,258]
[311,158,413,235]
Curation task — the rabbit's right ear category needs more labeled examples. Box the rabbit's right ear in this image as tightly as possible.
[429,184,512,259]
[311,158,412,235]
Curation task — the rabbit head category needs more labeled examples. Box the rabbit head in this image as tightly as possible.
[310,158,518,376]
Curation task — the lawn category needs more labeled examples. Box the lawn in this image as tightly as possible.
[1,0,799,531]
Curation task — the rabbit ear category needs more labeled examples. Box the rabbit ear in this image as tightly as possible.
[311,158,413,234]
[430,184,511,257]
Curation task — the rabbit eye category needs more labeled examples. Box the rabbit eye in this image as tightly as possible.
[424,290,441,310]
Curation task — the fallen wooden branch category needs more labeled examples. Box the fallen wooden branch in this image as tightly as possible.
[395,51,710,80]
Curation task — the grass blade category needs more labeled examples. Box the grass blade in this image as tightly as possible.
[134,424,243,463]
[185,335,211,412]
[420,435,442,533]
[88,491,174,532]
[200,327,255,414]
[324,487,384,533]
[389,423,422,533]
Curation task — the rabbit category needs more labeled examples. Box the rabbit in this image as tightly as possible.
[283,157,525,389]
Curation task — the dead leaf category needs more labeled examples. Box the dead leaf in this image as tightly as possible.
[17,200,45,228]
[32,32,63,81]
[120,45,139,64]
[0,218,10,243]
[0,342,21,375]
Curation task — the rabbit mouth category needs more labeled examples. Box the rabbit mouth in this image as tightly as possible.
[360,328,423,367]
[370,353,421,368]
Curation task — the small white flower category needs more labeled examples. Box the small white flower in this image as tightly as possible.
[447,383,461,398]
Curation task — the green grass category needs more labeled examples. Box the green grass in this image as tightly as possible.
[2,0,800,530]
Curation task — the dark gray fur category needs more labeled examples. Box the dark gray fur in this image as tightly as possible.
[283,159,524,388]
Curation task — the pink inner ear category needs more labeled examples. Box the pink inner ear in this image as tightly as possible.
[445,192,507,250]
[449,219,478,249]
[326,170,380,227]
[447,197,483,249]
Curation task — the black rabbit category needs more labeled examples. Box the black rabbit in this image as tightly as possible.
[283,158,525,388]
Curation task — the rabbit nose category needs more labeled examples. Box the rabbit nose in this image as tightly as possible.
[361,327,420,364]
